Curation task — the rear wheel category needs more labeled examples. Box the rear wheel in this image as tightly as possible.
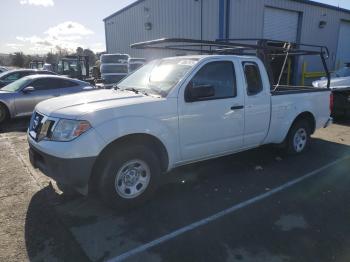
[0,103,9,124]
[285,119,311,155]
[97,144,161,210]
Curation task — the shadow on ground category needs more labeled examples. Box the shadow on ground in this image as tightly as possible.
[0,117,30,133]
[24,185,89,262]
[333,116,350,127]
[24,137,350,261]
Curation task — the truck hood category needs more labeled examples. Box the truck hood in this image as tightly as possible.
[36,89,161,118]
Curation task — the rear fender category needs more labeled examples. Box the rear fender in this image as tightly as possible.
[266,100,316,144]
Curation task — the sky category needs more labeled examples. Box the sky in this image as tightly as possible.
[1,0,350,55]
[0,0,134,54]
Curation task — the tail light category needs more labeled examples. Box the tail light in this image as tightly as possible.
[330,93,334,114]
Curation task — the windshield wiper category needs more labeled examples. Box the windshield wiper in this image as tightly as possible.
[124,87,140,94]
[123,87,150,96]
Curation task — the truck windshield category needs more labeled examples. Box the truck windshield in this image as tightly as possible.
[118,58,199,96]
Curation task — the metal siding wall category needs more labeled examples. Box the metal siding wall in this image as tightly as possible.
[229,0,264,38]
[228,0,350,70]
[104,0,219,60]
[202,0,220,40]
[104,0,219,59]
[105,0,350,68]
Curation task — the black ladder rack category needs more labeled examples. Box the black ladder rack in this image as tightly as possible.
[131,38,330,89]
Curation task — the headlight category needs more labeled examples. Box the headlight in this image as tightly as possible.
[51,119,91,141]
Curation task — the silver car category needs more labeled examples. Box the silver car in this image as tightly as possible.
[0,75,95,124]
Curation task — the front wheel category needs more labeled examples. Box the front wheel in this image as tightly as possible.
[97,145,161,210]
[285,119,311,155]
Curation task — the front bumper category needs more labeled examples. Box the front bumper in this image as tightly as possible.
[29,144,96,195]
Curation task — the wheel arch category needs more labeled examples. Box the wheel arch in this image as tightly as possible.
[89,133,169,193]
[282,111,316,145]
[290,111,316,134]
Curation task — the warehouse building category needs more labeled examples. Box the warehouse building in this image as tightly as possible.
[104,0,350,71]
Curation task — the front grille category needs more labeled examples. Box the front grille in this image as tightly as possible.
[30,112,44,133]
[29,112,55,141]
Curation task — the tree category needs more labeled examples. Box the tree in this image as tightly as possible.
[76,47,84,56]
[56,46,69,57]
[46,52,58,65]
[11,52,25,68]
[83,48,97,66]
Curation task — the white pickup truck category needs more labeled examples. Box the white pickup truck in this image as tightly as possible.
[28,47,332,208]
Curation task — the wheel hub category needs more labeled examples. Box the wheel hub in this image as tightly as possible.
[123,169,140,186]
[115,159,151,199]
[293,128,307,152]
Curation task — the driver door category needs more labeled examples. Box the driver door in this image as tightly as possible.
[178,60,244,162]
[14,78,60,117]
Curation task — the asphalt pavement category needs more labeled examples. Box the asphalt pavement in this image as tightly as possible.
[0,118,349,262]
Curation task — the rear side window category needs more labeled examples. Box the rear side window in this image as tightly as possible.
[243,62,263,95]
[190,61,236,100]
[30,78,69,90]
[58,79,79,88]
[4,72,21,81]
[30,79,54,90]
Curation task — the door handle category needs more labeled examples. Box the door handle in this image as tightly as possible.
[231,105,244,110]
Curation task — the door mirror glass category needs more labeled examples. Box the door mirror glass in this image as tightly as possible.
[22,86,35,93]
[186,83,215,101]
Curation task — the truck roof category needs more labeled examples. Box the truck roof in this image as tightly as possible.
[160,54,257,61]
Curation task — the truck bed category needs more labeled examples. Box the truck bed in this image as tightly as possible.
[271,85,329,96]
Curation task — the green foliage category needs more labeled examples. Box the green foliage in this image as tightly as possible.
[46,52,59,65]
[76,47,84,56]
[82,48,97,66]
[11,52,25,67]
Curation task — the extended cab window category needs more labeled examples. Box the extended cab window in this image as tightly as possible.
[243,62,263,95]
[188,61,236,101]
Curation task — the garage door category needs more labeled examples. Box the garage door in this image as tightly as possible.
[263,7,299,42]
[336,21,350,68]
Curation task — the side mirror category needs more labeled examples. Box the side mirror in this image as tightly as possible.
[22,86,35,93]
[186,83,215,102]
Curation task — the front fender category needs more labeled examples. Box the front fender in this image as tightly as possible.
[94,116,180,169]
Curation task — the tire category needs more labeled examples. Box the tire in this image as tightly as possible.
[285,119,311,155]
[97,144,161,210]
[0,103,9,124]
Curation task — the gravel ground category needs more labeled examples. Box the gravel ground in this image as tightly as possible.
[0,122,88,262]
